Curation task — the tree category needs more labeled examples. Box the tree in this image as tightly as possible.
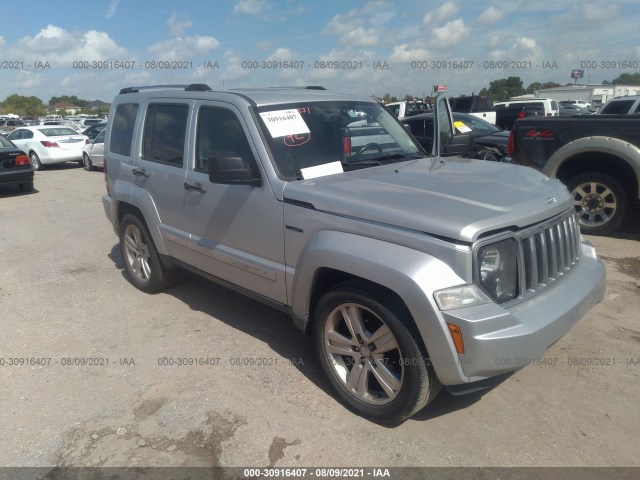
[609,72,640,85]
[526,81,561,94]
[479,76,525,102]
[1,94,46,116]
[48,95,87,107]
[382,93,399,103]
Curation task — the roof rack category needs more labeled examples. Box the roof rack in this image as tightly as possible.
[265,86,327,90]
[119,83,212,94]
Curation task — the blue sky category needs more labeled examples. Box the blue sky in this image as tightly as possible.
[0,0,639,103]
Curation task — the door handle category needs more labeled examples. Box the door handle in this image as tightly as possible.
[184,182,206,193]
[132,167,149,177]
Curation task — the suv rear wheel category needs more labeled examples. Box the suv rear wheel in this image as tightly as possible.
[313,281,441,424]
[119,214,175,292]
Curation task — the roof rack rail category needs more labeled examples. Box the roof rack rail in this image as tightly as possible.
[119,83,212,94]
[266,86,327,90]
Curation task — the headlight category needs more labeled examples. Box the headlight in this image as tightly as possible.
[477,238,519,303]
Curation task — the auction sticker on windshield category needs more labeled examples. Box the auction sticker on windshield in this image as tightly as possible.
[260,109,310,138]
[454,121,472,133]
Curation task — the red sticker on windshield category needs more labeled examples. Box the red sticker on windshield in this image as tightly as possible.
[284,132,311,147]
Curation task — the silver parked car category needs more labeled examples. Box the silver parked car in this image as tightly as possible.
[102,84,605,423]
[82,129,105,170]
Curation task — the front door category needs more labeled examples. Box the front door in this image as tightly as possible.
[183,101,287,304]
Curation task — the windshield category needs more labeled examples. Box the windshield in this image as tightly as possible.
[256,101,425,180]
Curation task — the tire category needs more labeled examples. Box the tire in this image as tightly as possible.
[19,181,34,192]
[118,214,175,292]
[83,153,94,171]
[313,281,441,424]
[29,152,42,171]
[567,172,628,236]
[77,160,84,167]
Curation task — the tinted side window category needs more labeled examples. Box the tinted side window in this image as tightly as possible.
[601,100,634,114]
[110,103,139,156]
[196,107,255,172]
[634,103,640,113]
[142,103,189,167]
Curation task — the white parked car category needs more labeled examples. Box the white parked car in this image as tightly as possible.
[82,129,105,171]
[7,126,87,170]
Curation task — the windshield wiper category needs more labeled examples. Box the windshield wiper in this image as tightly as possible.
[341,159,383,167]
[343,153,424,166]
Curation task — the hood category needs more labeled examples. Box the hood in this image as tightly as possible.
[282,158,572,243]
[475,130,510,145]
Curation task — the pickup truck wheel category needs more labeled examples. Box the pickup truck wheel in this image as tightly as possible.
[314,282,440,424]
[568,173,628,235]
[119,214,175,292]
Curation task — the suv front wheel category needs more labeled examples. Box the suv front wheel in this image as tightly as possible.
[119,214,175,292]
[313,281,441,424]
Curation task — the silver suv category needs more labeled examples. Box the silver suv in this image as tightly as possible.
[102,84,605,423]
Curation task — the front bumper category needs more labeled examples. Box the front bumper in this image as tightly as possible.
[441,241,605,383]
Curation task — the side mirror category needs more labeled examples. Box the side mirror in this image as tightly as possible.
[207,155,261,186]
[444,132,473,156]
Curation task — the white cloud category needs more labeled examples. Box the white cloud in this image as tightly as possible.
[478,6,505,25]
[167,13,193,37]
[267,47,298,61]
[11,26,127,63]
[364,0,396,27]
[323,11,358,36]
[234,0,270,15]
[513,36,537,52]
[221,49,250,82]
[423,2,459,27]
[106,0,119,19]
[488,34,502,48]
[0,35,5,50]
[323,7,381,47]
[147,35,220,61]
[339,27,380,47]
[427,19,469,49]
[389,44,431,62]
[321,1,392,47]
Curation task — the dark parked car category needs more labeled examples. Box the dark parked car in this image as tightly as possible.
[0,135,34,192]
[0,119,28,131]
[81,121,107,140]
[402,112,511,161]
[559,104,593,116]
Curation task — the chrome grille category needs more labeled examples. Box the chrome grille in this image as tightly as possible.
[520,212,581,296]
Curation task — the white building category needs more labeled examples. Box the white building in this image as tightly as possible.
[533,84,640,107]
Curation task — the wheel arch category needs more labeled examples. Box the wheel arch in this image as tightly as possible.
[290,230,468,385]
[544,137,640,203]
[114,188,168,255]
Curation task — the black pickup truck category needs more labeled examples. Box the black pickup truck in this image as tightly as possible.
[509,114,640,234]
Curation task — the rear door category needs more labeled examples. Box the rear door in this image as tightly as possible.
[133,100,193,262]
[6,129,33,153]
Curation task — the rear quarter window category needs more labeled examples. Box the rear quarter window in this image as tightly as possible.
[110,103,139,156]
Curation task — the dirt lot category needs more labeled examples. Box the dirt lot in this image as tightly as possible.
[1,166,639,469]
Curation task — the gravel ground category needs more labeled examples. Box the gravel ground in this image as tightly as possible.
[0,165,638,469]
